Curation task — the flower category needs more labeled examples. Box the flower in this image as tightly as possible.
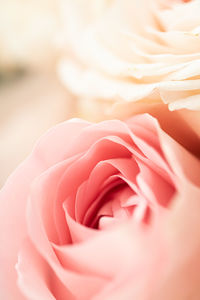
[58,0,200,119]
[0,112,200,299]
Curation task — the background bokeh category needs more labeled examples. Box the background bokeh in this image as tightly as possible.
[0,0,76,186]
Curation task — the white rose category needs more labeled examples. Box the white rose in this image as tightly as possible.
[58,0,200,118]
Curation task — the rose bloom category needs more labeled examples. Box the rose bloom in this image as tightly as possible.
[58,0,200,120]
[0,110,200,299]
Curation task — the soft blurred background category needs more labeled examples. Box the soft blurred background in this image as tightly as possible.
[0,0,77,186]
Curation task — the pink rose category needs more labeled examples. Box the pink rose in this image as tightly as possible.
[0,113,200,299]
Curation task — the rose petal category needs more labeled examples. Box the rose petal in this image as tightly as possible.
[16,239,73,300]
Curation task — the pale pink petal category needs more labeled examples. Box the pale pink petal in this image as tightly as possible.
[16,239,73,300]
[154,182,200,299]
[0,155,45,300]
[0,119,93,298]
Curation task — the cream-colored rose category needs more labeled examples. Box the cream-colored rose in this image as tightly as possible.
[58,0,200,120]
